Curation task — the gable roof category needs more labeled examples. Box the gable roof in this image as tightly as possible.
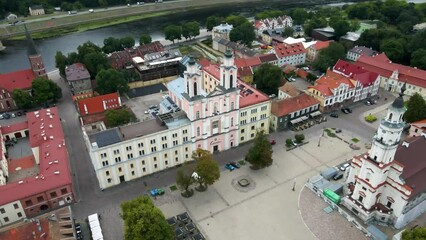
[312,40,332,50]
[308,70,355,97]
[355,53,426,88]
[271,93,319,117]
[279,82,299,97]
[0,68,34,92]
[77,93,121,116]
[395,135,426,198]
[333,59,379,87]
[274,43,306,58]
[234,57,261,68]
[258,53,278,63]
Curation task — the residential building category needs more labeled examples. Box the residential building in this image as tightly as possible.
[343,86,426,229]
[355,53,426,98]
[212,23,233,41]
[270,93,320,131]
[254,15,293,36]
[339,32,361,48]
[65,63,92,95]
[258,53,278,66]
[306,40,332,62]
[333,60,381,102]
[311,27,335,41]
[0,108,73,227]
[0,26,45,112]
[409,119,426,137]
[278,82,300,100]
[77,92,122,125]
[83,52,271,189]
[28,5,45,16]
[305,70,356,112]
[108,41,164,69]
[6,13,18,21]
[346,46,378,62]
[260,29,283,45]
[274,42,307,67]
[212,38,257,58]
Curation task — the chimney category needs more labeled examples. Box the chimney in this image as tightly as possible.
[402,141,410,148]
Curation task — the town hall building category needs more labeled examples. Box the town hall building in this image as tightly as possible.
[343,84,426,229]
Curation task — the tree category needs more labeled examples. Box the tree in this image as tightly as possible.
[105,109,135,127]
[67,52,79,65]
[291,8,308,25]
[95,68,129,94]
[253,63,282,95]
[82,52,110,78]
[120,36,135,48]
[193,149,220,190]
[295,134,305,143]
[139,33,152,45]
[229,22,255,46]
[312,42,345,72]
[121,196,174,240]
[55,51,68,76]
[181,21,200,40]
[380,38,407,63]
[282,27,294,37]
[402,227,426,240]
[330,19,351,38]
[32,77,62,104]
[12,89,32,109]
[77,41,102,62]
[102,37,122,54]
[225,15,248,28]
[164,25,181,44]
[410,49,426,70]
[404,93,426,123]
[206,16,221,31]
[176,166,194,197]
[245,130,273,169]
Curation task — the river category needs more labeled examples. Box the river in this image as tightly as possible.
[1,0,425,73]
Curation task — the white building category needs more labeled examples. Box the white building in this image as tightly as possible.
[212,23,233,41]
[254,15,293,36]
[346,46,378,62]
[273,42,307,67]
[343,85,426,228]
[28,5,45,16]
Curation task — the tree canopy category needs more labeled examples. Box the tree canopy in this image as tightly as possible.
[12,89,32,109]
[404,93,426,123]
[410,49,426,70]
[95,68,129,95]
[32,77,62,104]
[229,22,256,46]
[82,52,110,78]
[253,63,282,95]
[139,33,152,45]
[164,25,182,44]
[105,109,135,127]
[55,51,68,76]
[176,164,194,197]
[225,15,249,28]
[402,227,426,240]
[206,16,221,31]
[312,42,345,73]
[182,21,200,40]
[193,149,220,189]
[245,130,273,169]
[121,196,174,240]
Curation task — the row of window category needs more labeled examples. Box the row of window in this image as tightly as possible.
[23,188,68,207]
[240,105,268,117]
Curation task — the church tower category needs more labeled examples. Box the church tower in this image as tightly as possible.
[368,83,407,165]
[220,50,237,89]
[183,57,202,98]
[25,25,46,78]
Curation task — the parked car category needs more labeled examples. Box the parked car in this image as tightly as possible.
[11,113,16,118]
[229,162,240,169]
[3,113,10,119]
[16,111,22,116]
[225,164,236,171]
[89,9,94,13]
[335,128,342,133]
[365,100,372,105]
[270,139,276,145]
[346,108,352,113]
[292,140,298,146]
[341,108,349,114]
[150,188,165,197]
[333,172,344,180]
[75,223,81,234]
[0,114,3,120]
[339,163,350,171]
[330,112,338,118]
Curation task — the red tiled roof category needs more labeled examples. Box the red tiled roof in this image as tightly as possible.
[308,70,355,97]
[238,66,253,77]
[271,93,319,117]
[198,58,211,68]
[395,135,426,198]
[234,57,261,68]
[333,59,379,87]
[0,108,72,206]
[313,40,332,50]
[258,53,278,63]
[274,43,307,58]
[1,121,28,134]
[282,64,296,74]
[412,119,426,125]
[0,69,34,93]
[278,82,299,97]
[296,69,308,79]
[355,53,426,88]
[8,156,36,174]
[77,92,121,116]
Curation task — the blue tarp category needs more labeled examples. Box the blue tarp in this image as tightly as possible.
[367,225,388,240]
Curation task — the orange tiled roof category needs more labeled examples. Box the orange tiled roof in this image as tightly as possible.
[271,93,319,117]
[274,43,306,58]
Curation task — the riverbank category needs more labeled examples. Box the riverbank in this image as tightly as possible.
[0,0,305,40]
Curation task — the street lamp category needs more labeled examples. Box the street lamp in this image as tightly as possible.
[292,178,296,191]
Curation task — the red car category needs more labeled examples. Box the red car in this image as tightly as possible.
[270,140,276,145]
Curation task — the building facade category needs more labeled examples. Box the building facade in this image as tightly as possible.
[84,52,271,189]
[29,5,45,16]
[343,86,426,228]
[254,15,293,36]
[212,23,233,41]
[409,119,426,137]
[346,46,378,62]
[274,43,306,67]
[66,63,92,95]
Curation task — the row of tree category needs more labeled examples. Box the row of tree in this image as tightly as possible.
[164,21,200,43]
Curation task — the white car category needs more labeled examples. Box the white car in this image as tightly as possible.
[339,163,350,171]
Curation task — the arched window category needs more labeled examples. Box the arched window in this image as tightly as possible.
[230,75,233,88]
[231,102,235,110]
[197,127,200,136]
[214,102,218,113]
[223,74,225,86]
[399,114,403,121]
[231,117,234,127]
[388,113,393,121]
[187,83,190,94]
[193,82,198,96]
[196,111,200,119]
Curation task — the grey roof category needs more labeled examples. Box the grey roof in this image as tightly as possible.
[65,63,91,81]
[24,24,38,56]
[348,46,378,56]
[90,129,122,148]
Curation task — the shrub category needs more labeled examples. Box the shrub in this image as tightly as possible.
[351,138,360,143]
[286,138,293,147]
[365,114,377,123]
[295,134,305,143]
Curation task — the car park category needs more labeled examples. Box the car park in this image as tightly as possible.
[229,162,240,169]
[333,172,344,180]
[330,112,338,118]
[225,164,236,171]
[339,163,350,171]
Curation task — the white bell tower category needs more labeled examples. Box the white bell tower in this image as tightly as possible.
[220,50,237,89]
[184,57,202,98]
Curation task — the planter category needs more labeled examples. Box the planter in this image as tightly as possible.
[195,185,207,192]
[181,189,194,198]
